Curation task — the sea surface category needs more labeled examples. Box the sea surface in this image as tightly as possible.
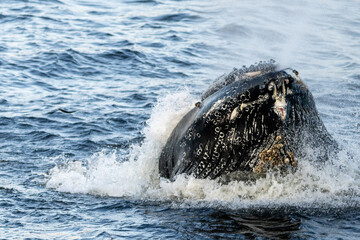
[1,0,360,239]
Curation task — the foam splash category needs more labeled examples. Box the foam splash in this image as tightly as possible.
[46,90,197,197]
[46,90,360,208]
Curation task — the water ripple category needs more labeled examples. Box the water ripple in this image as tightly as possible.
[153,13,203,22]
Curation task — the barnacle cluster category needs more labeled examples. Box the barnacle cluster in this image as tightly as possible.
[253,135,296,173]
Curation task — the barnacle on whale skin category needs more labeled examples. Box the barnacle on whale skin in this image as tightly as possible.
[253,135,296,174]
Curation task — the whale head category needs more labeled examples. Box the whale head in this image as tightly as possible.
[159,62,336,180]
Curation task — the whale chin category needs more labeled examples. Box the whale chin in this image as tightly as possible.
[159,61,337,181]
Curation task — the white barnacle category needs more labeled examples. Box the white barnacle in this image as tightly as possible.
[215,111,221,118]
[219,132,225,139]
[229,128,236,144]
[213,151,220,158]
[234,135,241,145]
[203,167,211,176]
[221,103,228,110]
[240,93,247,101]
[185,131,192,140]
[213,167,220,176]
[240,103,247,111]
[244,71,262,78]
[215,126,221,133]
[230,107,239,120]
[196,161,206,175]
[196,145,203,156]
[220,158,227,168]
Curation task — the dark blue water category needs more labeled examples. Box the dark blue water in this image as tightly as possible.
[1,0,360,239]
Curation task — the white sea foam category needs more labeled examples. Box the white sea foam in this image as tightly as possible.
[46,90,197,197]
[46,90,360,208]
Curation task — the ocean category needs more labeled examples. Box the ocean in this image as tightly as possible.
[0,0,359,239]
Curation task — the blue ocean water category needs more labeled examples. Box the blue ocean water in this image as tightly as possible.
[1,0,360,239]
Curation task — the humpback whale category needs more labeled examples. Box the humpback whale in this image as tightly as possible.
[159,62,337,180]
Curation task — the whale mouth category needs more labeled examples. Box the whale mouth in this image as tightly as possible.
[275,104,286,120]
[270,78,288,121]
